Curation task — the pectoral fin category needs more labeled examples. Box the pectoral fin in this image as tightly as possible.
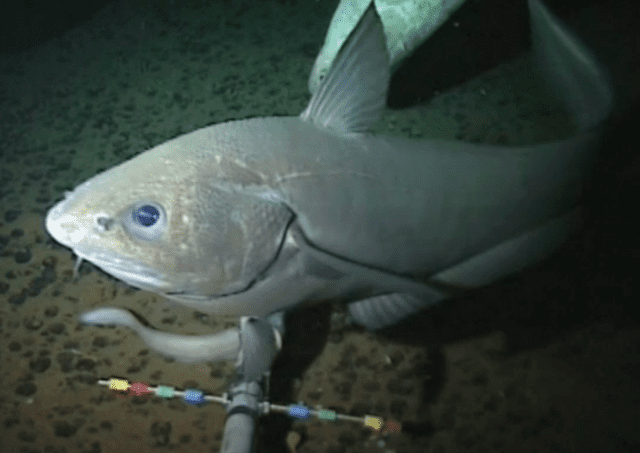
[347,292,448,330]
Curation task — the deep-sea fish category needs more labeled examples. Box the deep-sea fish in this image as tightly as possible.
[46,0,613,344]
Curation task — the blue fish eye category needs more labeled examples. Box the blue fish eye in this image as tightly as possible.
[133,205,160,227]
[125,202,166,241]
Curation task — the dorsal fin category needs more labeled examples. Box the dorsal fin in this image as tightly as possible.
[300,3,389,134]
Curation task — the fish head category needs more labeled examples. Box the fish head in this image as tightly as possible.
[45,135,293,307]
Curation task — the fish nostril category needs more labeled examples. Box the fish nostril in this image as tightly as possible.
[96,216,114,231]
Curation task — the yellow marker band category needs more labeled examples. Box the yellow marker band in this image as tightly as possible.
[364,415,383,430]
[109,378,130,391]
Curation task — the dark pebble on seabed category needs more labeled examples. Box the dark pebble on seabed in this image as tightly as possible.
[4,210,21,222]
[150,421,172,447]
[42,264,57,283]
[27,276,46,296]
[57,351,76,372]
[17,431,37,442]
[15,381,37,397]
[8,290,27,305]
[23,317,43,330]
[53,421,78,437]
[29,357,51,373]
[8,341,22,352]
[44,305,59,317]
[48,323,65,334]
[15,247,32,263]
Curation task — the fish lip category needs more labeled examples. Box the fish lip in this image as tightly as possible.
[45,199,77,247]
[75,249,169,290]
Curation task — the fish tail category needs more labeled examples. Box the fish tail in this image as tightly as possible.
[529,0,614,131]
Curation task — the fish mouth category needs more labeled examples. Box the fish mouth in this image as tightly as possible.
[74,249,171,291]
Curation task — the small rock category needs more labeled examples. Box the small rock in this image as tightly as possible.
[29,357,51,373]
[15,381,37,396]
[15,247,32,263]
[4,210,21,222]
